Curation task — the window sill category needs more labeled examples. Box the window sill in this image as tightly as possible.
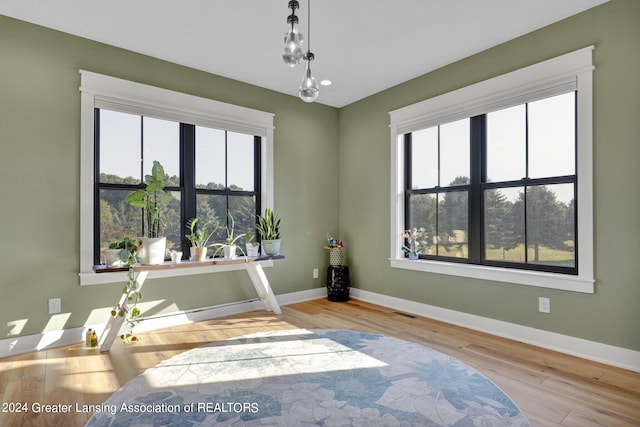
[79,259,275,286]
[389,258,594,293]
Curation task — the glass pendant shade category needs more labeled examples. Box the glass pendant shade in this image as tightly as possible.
[282,22,304,67]
[298,60,319,102]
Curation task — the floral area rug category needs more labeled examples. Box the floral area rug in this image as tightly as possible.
[86,329,530,426]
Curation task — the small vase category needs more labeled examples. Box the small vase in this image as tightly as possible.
[408,252,419,260]
[246,243,260,257]
[223,245,237,259]
[329,248,343,266]
[190,246,207,262]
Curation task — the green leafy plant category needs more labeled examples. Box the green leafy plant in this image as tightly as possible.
[212,212,247,257]
[256,208,281,240]
[125,160,174,238]
[108,236,140,267]
[185,218,218,247]
[107,237,143,342]
[111,268,143,343]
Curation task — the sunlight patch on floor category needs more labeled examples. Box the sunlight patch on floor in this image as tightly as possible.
[146,329,388,387]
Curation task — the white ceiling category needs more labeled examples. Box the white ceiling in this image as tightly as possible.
[1,0,608,107]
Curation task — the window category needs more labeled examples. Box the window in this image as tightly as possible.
[484,93,576,271]
[80,71,274,285]
[406,119,471,260]
[390,47,594,293]
[95,110,261,263]
[405,92,576,273]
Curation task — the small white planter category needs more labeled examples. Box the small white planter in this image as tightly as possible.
[223,245,237,260]
[246,243,260,257]
[103,249,122,267]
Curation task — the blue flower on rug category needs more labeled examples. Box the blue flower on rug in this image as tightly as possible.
[414,359,522,418]
[323,329,383,350]
[315,367,392,405]
[307,366,422,421]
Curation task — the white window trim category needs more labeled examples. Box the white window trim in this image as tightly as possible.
[389,46,595,293]
[78,70,275,285]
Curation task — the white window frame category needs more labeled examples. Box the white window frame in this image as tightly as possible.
[78,70,275,285]
[389,47,595,293]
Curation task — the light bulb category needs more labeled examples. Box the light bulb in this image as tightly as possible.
[298,60,319,103]
[282,18,304,67]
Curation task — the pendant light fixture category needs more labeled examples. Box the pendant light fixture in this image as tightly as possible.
[297,0,319,102]
[282,0,304,67]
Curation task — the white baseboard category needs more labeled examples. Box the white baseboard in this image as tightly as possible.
[0,287,327,359]
[350,288,640,373]
[3,286,638,374]
[0,326,89,358]
[134,287,327,334]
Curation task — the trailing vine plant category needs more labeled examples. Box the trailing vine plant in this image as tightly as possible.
[108,237,143,343]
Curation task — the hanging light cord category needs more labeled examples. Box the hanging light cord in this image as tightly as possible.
[307,0,311,53]
[287,0,299,30]
[305,0,314,61]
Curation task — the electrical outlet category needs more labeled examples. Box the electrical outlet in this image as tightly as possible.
[313,268,319,279]
[538,297,550,314]
[48,298,61,314]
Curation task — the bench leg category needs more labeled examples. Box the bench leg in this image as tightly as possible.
[246,262,282,314]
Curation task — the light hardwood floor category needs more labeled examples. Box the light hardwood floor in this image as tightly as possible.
[1,298,638,426]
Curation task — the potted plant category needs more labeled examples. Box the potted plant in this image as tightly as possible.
[185,217,218,261]
[104,243,123,268]
[125,160,173,265]
[104,236,140,267]
[244,233,260,257]
[402,227,426,260]
[212,212,246,259]
[256,208,281,256]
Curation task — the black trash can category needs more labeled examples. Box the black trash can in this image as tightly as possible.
[326,265,350,302]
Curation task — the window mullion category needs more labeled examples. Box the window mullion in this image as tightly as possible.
[182,124,196,252]
[139,117,145,181]
[404,133,412,236]
[523,104,529,264]
[437,127,441,188]
[469,115,484,264]
[225,132,231,229]
[93,109,101,264]
[435,128,441,255]
[254,136,262,226]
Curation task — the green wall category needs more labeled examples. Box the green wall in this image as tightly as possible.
[0,14,338,339]
[338,0,640,351]
[1,0,639,353]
